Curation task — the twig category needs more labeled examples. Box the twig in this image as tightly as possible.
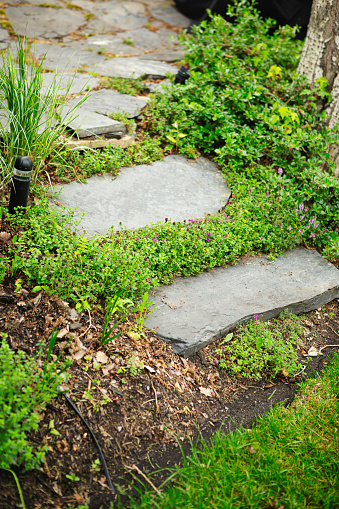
[151,380,159,413]
[324,323,339,338]
[126,464,161,496]
[319,343,339,352]
[79,308,96,338]
[293,365,307,377]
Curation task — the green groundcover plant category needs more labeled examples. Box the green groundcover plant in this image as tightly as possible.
[0,334,68,471]
[129,353,339,509]
[216,310,304,379]
[2,0,339,308]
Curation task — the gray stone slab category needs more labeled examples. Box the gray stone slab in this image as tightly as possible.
[31,44,105,72]
[146,248,339,357]
[62,108,126,138]
[40,72,100,96]
[140,49,185,62]
[6,6,86,39]
[115,28,179,52]
[67,35,144,56]
[51,155,231,235]
[9,0,64,5]
[148,4,190,26]
[78,18,112,36]
[72,0,148,30]
[146,80,171,94]
[0,27,10,43]
[66,89,147,118]
[95,57,177,79]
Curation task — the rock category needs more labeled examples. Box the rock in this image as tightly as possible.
[67,35,144,56]
[61,107,126,138]
[31,43,105,72]
[51,155,231,235]
[6,6,86,39]
[40,72,100,97]
[95,57,177,79]
[65,89,147,118]
[146,248,339,357]
[148,4,190,26]
[72,0,148,30]
[140,49,186,62]
[69,322,82,331]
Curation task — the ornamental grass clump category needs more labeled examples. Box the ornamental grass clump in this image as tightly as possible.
[0,36,88,184]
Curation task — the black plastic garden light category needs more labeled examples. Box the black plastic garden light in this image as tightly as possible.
[8,156,33,214]
[174,66,190,85]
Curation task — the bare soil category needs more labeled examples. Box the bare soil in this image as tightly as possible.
[1,214,339,509]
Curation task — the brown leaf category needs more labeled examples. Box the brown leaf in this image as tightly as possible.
[144,365,156,373]
[175,382,184,393]
[96,351,109,364]
[0,231,11,241]
[199,387,214,397]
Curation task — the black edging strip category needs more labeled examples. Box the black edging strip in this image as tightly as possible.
[64,393,115,494]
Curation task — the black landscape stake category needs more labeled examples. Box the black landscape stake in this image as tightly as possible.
[8,156,33,214]
[174,66,190,85]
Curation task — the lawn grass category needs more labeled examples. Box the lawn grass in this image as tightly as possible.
[130,354,339,509]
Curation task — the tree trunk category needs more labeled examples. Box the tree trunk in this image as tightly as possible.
[298,0,339,174]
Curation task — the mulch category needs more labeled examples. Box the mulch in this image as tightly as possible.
[1,211,339,509]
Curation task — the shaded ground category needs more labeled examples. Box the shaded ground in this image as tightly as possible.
[1,213,339,509]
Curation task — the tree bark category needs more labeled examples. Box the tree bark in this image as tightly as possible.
[298,0,339,174]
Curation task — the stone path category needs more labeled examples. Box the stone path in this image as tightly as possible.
[52,155,231,235]
[146,248,339,357]
[1,0,187,144]
[2,1,339,357]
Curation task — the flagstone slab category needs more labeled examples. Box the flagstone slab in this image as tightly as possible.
[5,6,86,39]
[146,248,339,357]
[95,57,177,79]
[65,89,147,118]
[115,27,181,52]
[148,4,190,26]
[41,72,100,96]
[62,108,126,138]
[31,44,105,72]
[140,49,185,62]
[72,0,148,30]
[51,155,231,235]
[67,36,144,56]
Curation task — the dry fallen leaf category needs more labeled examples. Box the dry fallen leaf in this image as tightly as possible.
[306,346,322,357]
[0,231,11,241]
[73,348,87,361]
[175,382,184,393]
[199,387,214,397]
[57,328,68,339]
[144,365,156,373]
[96,351,109,364]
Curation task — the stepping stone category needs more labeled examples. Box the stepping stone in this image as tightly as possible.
[41,72,100,96]
[140,49,186,62]
[65,89,147,118]
[51,155,231,236]
[5,6,86,39]
[67,35,144,56]
[115,27,181,52]
[148,4,190,26]
[61,107,126,138]
[0,26,10,50]
[95,57,177,79]
[72,0,148,30]
[31,44,105,72]
[146,248,339,357]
